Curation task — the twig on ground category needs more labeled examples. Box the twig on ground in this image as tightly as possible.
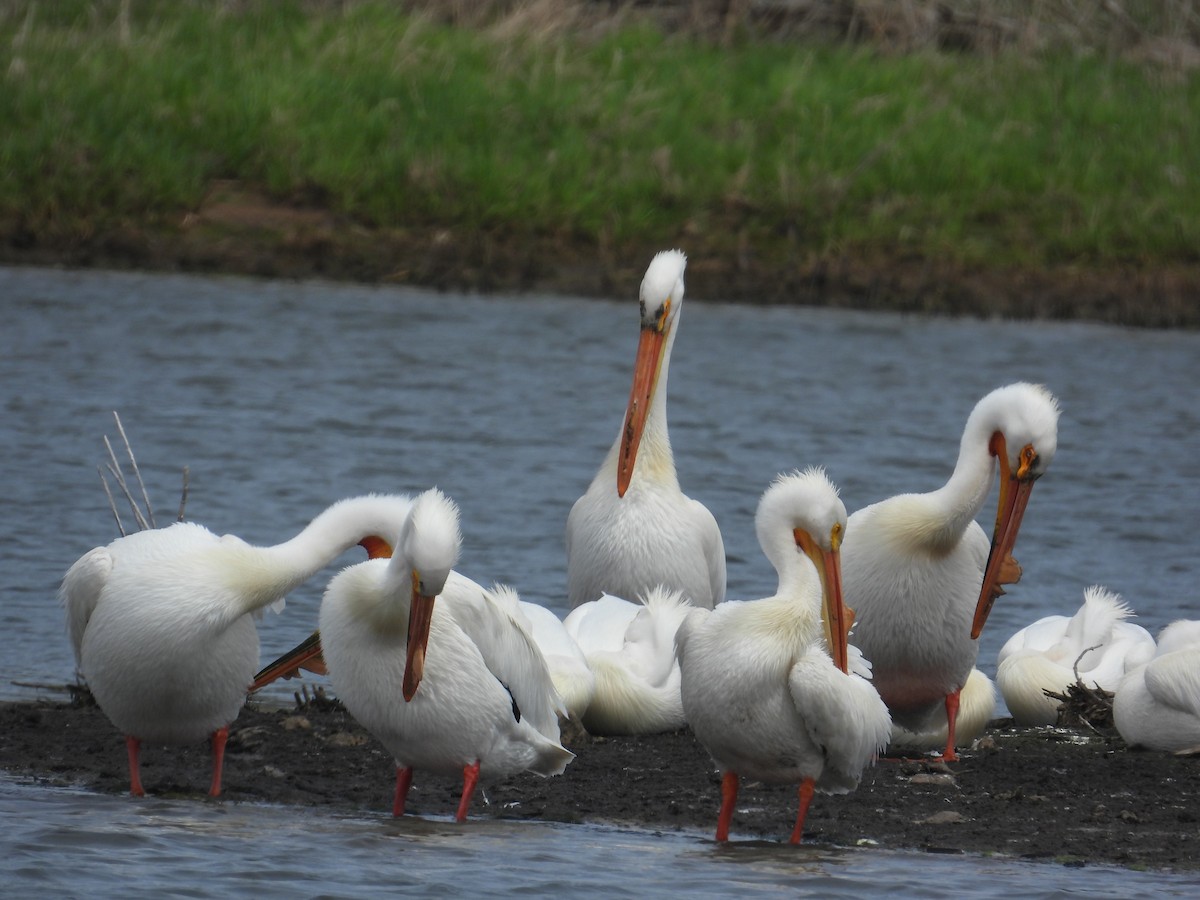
[102,435,149,532]
[177,465,189,522]
[1046,644,1116,733]
[111,411,156,529]
[96,412,189,533]
[97,464,127,537]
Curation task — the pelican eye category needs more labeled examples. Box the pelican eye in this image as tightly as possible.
[1017,444,1040,480]
[655,298,672,332]
[829,522,843,552]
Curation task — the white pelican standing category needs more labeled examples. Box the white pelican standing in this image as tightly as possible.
[841,382,1060,760]
[1114,620,1200,753]
[562,586,692,735]
[997,585,1156,726]
[59,494,415,797]
[565,249,726,610]
[319,488,574,822]
[676,469,891,844]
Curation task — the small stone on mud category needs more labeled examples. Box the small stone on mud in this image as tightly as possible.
[326,731,369,747]
[917,811,965,826]
[281,716,312,731]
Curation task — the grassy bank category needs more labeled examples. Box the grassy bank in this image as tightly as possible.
[2,1,1197,325]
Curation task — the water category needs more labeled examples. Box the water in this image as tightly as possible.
[1,777,1193,898]
[1,265,1198,894]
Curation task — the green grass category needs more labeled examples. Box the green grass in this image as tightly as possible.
[1,0,1197,269]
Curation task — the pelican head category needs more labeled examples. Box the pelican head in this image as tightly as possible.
[756,467,852,673]
[617,249,687,497]
[971,382,1060,639]
[399,487,462,701]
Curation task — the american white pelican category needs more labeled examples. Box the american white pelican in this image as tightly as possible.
[518,600,596,724]
[841,382,1060,761]
[250,534,397,691]
[676,469,891,844]
[565,249,726,610]
[890,668,996,752]
[562,586,692,735]
[319,488,574,822]
[59,494,415,797]
[997,586,1156,726]
[1114,619,1200,752]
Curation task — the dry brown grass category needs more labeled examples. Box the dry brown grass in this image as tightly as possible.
[388,0,1200,65]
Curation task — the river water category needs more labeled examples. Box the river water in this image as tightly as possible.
[1,265,1197,895]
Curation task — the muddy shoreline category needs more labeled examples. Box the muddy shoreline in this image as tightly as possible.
[4,207,1198,329]
[2,693,1196,871]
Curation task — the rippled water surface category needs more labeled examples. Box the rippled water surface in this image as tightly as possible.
[2,266,1198,895]
[2,777,1195,898]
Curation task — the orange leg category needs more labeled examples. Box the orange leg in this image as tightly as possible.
[125,735,145,797]
[716,770,739,842]
[393,766,414,817]
[208,726,229,797]
[941,689,961,762]
[789,778,816,845]
[456,761,481,823]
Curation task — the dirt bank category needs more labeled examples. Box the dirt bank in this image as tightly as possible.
[2,692,1196,871]
[4,198,1197,329]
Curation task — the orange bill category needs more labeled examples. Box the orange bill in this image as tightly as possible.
[251,629,326,691]
[971,437,1040,639]
[796,526,852,674]
[617,321,669,497]
[403,571,437,701]
[360,535,395,559]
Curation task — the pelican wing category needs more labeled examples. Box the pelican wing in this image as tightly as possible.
[672,605,710,666]
[1143,652,1200,717]
[620,586,691,687]
[60,546,113,665]
[788,649,891,791]
[997,615,1067,665]
[440,573,566,737]
[563,594,640,655]
[688,498,728,608]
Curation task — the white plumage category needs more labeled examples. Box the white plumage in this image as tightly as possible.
[563,586,692,735]
[997,586,1156,725]
[676,469,891,843]
[842,383,1059,759]
[1114,619,1200,753]
[566,249,726,611]
[319,488,573,821]
[59,494,414,796]
[518,600,596,724]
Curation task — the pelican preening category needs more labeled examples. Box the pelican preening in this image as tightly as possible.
[250,533,397,691]
[842,383,1060,760]
[997,586,1156,726]
[566,250,726,611]
[319,488,573,821]
[563,586,692,735]
[677,469,891,844]
[1114,620,1200,753]
[59,494,415,797]
[73,237,1199,848]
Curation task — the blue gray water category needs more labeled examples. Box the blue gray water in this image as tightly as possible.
[1,265,1197,894]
